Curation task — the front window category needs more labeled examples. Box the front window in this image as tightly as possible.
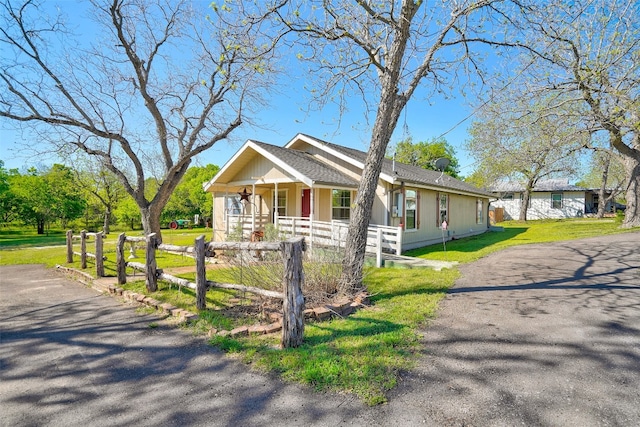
[226,195,242,216]
[439,193,448,227]
[332,189,351,220]
[405,189,417,230]
[272,189,287,218]
[476,199,484,224]
[551,192,563,209]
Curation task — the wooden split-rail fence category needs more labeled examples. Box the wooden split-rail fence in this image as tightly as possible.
[66,230,107,277]
[66,230,306,348]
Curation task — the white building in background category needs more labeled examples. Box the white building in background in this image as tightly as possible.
[489,179,617,221]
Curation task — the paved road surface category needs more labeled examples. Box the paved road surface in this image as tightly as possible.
[1,231,639,426]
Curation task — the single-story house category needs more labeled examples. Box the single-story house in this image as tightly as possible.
[489,178,618,221]
[203,133,493,253]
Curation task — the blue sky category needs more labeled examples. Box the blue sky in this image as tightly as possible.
[1,91,477,174]
[0,1,479,176]
[188,90,478,173]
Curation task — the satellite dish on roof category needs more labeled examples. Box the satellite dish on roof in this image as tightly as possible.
[434,158,450,171]
[434,158,450,183]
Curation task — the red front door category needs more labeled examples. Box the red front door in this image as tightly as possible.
[302,189,311,217]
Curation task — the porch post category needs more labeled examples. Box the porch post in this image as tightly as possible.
[225,188,230,237]
[251,183,256,232]
[309,186,314,251]
[274,182,279,228]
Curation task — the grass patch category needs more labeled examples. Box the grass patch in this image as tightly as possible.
[211,267,457,405]
[405,217,631,263]
[0,228,67,248]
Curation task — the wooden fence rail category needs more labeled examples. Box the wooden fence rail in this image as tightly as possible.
[114,233,306,348]
[66,230,105,277]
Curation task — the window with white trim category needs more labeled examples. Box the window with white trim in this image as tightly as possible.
[439,193,448,227]
[272,189,287,218]
[551,192,563,209]
[332,189,351,220]
[405,189,417,230]
[226,195,242,215]
[476,199,484,224]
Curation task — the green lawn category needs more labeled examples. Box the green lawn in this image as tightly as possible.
[404,217,631,263]
[1,217,637,405]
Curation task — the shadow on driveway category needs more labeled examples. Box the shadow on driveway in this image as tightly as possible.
[374,231,640,426]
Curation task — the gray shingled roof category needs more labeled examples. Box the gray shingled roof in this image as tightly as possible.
[252,140,359,187]
[300,134,494,198]
[490,179,586,193]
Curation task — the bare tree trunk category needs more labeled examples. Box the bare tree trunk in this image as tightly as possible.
[103,209,111,235]
[597,154,612,218]
[140,205,163,242]
[340,85,403,291]
[37,217,45,235]
[622,156,640,228]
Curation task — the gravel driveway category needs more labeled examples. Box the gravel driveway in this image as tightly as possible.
[1,231,639,426]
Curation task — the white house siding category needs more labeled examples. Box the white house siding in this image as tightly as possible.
[493,191,586,220]
[491,198,521,220]
[528,191,585,219]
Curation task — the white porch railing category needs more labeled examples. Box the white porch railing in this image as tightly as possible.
[278,217,403,260]
[227,214,270,236]
[226,215,402,267]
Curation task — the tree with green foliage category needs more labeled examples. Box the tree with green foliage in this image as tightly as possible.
[0,160,19,224]
[576,146,625,218]
[388,137,460,178]
[467,95,586,221]
[162,164,219,226]
[74,161,127,234]
[10,164,85,234]
[113,196,142,231]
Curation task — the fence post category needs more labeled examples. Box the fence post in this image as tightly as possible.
[195,235,207,310]
[95,232,104,277]
[116,233,127,285]
[281,237,305,348]
[81,230,87,269]
[396,226,403,255]
[145,233,158,292]
[66,230,73,263]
